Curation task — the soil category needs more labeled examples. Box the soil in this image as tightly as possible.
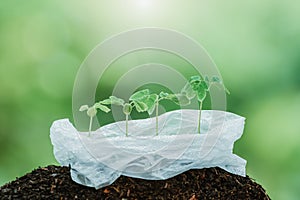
[0,165,270,200]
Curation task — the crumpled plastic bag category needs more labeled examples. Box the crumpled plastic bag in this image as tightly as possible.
[50,109,246,189]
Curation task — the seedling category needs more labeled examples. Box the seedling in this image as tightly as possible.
[189,75,208,133]
[100,96,133,136]
[101,91,151,136]
[79,102,111,136]
[182,75,229,134]
[129,89,158,135]
[129,89,190,135]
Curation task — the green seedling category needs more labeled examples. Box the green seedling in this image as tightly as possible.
[100,96,133,136]
[129,89,156,135]
[129,89,158,135]
[79,102,111,136]
[129,89,190,135]
[182,75,229,134]
[101,92,151,137]
[188,75,209,134]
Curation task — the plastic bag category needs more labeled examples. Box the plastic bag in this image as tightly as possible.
[50,109,246,189]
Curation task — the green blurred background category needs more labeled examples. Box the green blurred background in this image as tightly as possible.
[1,0,300,199]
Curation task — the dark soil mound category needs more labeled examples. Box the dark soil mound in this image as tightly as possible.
[0,165,270,200]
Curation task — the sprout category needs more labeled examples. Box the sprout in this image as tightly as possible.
[129,89,149,113]
[100,96,132,136]
[189,75,208,134]
[129,89,190,135]
[100,93,149,137]
[182,75,229,134]
[79,102,111,136]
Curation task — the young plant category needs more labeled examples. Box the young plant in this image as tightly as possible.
[189,75,208,134]
[99,96,133,136]
[129,89,190,135]
[129,89,158,134]
[100,92,150,137]
[79,102,111,136]
[182,75,229,134]
[128,89,157,134]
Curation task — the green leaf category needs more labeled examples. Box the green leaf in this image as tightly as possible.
[109,96,124,106]
[129,89,150,101]
[181,82,196,100]
[94,103,111,113]
[87,107,97,117]
[79,105,89,112]
[199,80,209,91]
[189,75,202,91]
[189,75,201,82]
[166,94,180,104]
[133,101,148,112]
[145,94,158,115]
[159,91,169,99]
[123,103,132,115]
[99,99,111,105]
[197,89,207,102]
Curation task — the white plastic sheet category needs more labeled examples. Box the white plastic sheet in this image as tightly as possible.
[50,109,246,189]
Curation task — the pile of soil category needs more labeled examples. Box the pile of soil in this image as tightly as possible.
[0,165,270,199]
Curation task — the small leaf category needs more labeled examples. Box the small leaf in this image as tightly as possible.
[109,96,124,106]
[95,103,111,113]
[129,89,150,101]
[159,91,169,98]
[189,75,202,91]
[181,82,196,100]
[169,95,180,104]
[189,75,201,85]
[79,105,89,112]
[133,101,148,112]
[145,94,158,115]
[87,107,97,117]
[197,89,207,102]
[164,94,180,104]
[199,80,208,91]
[99,99,111,105]
[123,103,132,115]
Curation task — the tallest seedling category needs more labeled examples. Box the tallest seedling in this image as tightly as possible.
[188,76,209,134]
[182,75,229,134]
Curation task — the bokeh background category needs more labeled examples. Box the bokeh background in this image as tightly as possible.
[1,0,300,199]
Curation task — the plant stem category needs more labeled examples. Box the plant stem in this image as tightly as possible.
[89,116,93,136]
[198,101,203,134]
[125,114,129,137]
[155,101,159,136]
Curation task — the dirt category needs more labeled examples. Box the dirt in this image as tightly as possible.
[0,165,270,200]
